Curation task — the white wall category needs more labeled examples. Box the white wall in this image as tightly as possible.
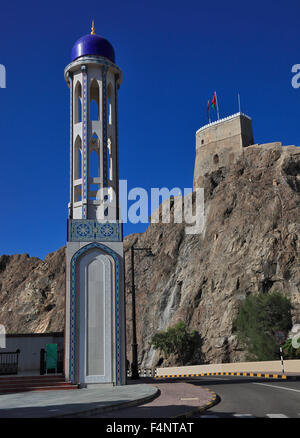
[1,334,64,372]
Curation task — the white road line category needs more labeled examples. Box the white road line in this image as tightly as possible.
[266,414,288,418]
[180,397,199,401]
[253,382,300,393]
[234,414,256,417]
[201,414,256,418]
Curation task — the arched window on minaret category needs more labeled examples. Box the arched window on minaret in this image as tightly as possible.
[74,81,82,123]
[107,82,113,125]
[74,135,82,202]
[90,79,100,121]
[89,133,100,200]
[74,135,82,179]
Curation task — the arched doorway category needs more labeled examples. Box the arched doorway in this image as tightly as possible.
[69,242,123,385]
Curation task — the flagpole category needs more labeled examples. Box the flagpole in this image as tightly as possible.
[238,93,241,113]
[207,100,211,123]
[215,91,220,120]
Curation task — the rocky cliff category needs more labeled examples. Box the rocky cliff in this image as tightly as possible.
[0,143,300,367]
[0,247,65,334]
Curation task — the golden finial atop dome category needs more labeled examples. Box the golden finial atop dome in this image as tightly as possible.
[91,20,95,35]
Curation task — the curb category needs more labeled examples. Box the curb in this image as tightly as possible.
[154,371,299,380]
[54,387,160,418]
[172,387,219,419]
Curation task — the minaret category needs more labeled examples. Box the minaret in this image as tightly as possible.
[64,23,126,386]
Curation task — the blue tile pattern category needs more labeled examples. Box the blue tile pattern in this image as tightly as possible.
[68,72,73,215]
[114,74,120,217]
[82,65,88,218]
[69,242,122,385]
[102,66,108,187]
[68,219,122,242]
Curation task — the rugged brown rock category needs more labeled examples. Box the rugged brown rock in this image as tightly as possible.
[0,247,65,334]
[0,143,299,368]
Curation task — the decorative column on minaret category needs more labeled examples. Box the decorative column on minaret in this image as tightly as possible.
[64,22,126,386]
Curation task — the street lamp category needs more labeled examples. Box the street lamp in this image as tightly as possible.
[130,246,154,379]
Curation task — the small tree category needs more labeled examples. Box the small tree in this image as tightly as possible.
[233,292,293,361]
[151,320,198,365]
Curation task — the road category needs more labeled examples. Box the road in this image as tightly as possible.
[189,375,300,418]
[86,375,300,418]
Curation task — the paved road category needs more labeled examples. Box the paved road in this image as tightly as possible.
[188,375,300,418]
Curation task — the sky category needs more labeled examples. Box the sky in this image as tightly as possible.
[0,0,300,259]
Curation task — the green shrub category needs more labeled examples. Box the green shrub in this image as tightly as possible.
[151,320,198,365]
[233,292,293,361]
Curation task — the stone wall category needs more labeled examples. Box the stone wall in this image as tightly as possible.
[193,113,254,189]
[157,359,300,376]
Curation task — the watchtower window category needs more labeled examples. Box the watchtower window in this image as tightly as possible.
[213,154,219,164]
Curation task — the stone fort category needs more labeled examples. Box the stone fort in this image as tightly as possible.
[193,112,254,189]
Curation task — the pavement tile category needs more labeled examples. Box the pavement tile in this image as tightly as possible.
[0,382,158,418]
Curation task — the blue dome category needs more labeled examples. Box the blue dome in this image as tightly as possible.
[71,33,115,63]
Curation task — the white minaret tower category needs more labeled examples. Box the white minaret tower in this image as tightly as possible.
[64,22,126,387]
[66,20,121,222]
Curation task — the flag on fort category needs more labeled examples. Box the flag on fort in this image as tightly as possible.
[211,92,217,110]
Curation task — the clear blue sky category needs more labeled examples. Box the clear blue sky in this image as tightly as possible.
[1,0,300,259]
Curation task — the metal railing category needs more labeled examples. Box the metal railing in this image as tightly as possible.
[127,368,157,378]
[0,349,20,375]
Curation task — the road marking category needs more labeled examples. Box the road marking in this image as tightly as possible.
[234,414,256,417]
[266,414,288,418]
[253,382,300,393]
[180,397,198,401]
[201,413,256,418]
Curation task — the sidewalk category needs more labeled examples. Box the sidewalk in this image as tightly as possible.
[76,381,218,418]
[0,378,218,418]
[0,381,159,418]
